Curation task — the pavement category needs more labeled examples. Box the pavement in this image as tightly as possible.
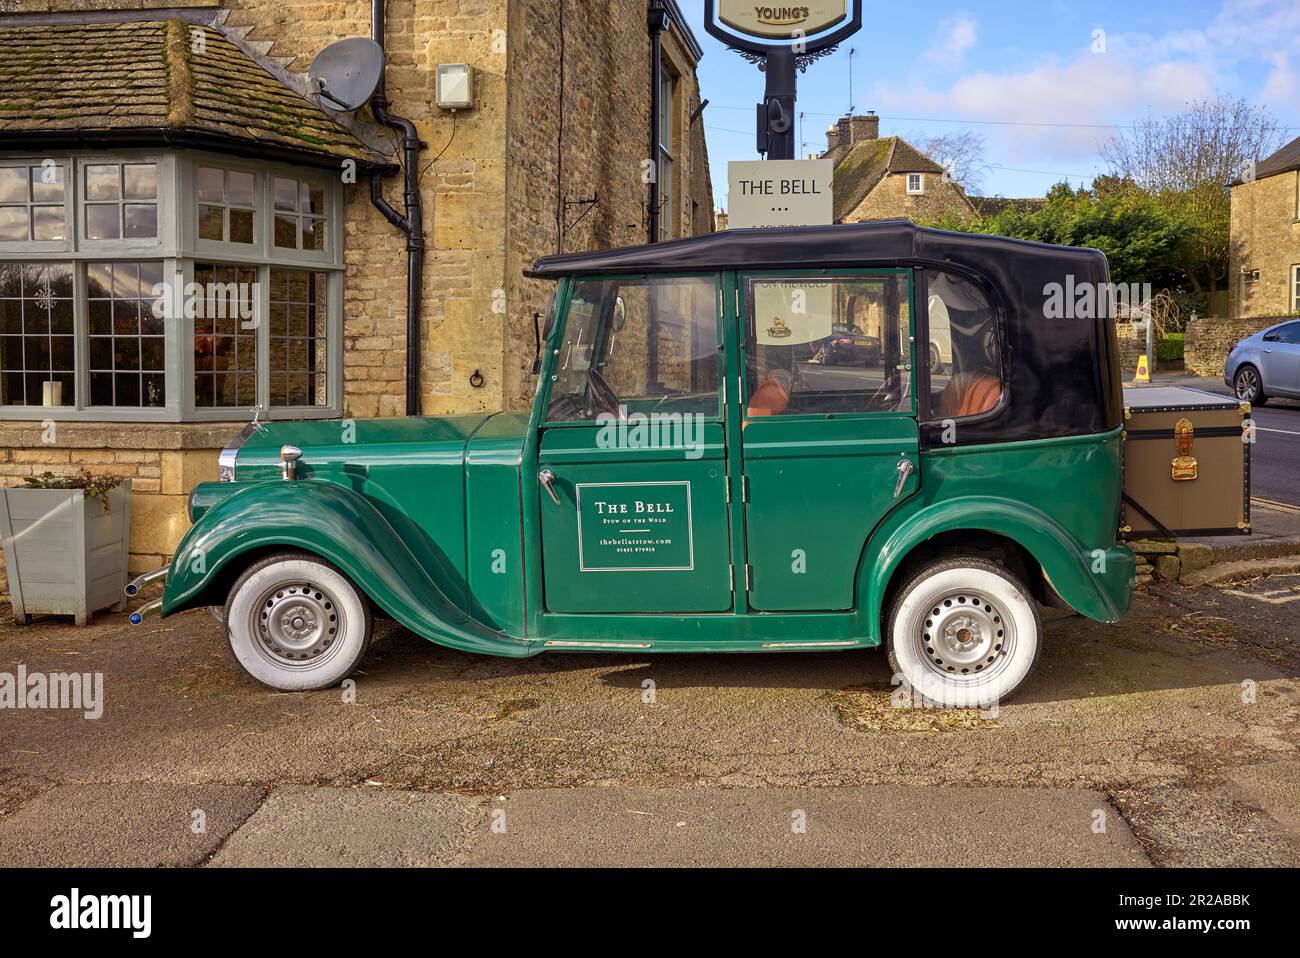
[2,583,1298,867]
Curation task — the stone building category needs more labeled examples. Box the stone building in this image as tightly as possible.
[821,113,974,224]
[0,0,714,588]
[1229,135,1300,319]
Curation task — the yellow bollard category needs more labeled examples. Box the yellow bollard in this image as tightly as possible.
[1134,354,1150,383]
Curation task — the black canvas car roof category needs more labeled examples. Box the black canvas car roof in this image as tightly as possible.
[529,221,1122,446]
[527,220,1103,278]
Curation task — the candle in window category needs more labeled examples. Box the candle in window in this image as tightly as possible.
[42,381,63,407]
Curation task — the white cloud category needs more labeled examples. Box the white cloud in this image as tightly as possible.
[1261,52,1297,104]
[927,15,978,67]
[871,0,1297,179]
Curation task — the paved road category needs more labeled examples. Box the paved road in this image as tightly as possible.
[1,589,1298,867]
[1144,376,1300,508]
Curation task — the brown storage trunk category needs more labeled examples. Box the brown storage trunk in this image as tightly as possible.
[1121,386,1251,538]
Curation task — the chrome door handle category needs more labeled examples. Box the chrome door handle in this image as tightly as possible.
[538,469,561,505]
[893,459,915,498]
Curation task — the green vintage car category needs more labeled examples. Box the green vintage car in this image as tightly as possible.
[135,222,1136,707]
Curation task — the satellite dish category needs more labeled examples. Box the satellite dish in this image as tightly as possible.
[308,37,384,113]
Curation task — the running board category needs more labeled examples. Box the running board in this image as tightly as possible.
[761,640,860,649]
[543,640,654,650]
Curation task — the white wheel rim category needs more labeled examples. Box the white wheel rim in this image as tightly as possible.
[249,578,346,670]
[912,586,1017,683]
[1236,368,1258,400]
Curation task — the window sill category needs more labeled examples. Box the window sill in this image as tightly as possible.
[0,420,244,451]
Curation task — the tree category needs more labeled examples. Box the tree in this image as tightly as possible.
[1099,96,1285,299]
[912,130,987,195]
[927,182,1194,307]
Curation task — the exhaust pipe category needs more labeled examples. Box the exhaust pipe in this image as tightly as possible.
[129,599,163,625]
[124,567,168,597]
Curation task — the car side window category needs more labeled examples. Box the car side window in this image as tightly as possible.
[743,273,912,417]
[1275,322,1300,345]
[923,271,1002,421]
[547,275,720,422]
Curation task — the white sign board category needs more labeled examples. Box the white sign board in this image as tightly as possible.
[727,159,834,229]
[754,281,833,345]
[718,1,848,40]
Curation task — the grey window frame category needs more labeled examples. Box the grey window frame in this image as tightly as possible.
[0,150,343,422]
[0,157,74,255]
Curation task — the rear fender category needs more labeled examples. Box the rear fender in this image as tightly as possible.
[862,496,1134,640]
[163,481,533,658]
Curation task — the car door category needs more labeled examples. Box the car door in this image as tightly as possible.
[737,269,920,611]
[537,273,733,614]
[1261,321,1300,396]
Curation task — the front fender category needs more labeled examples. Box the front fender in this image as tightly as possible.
[163,480,534,658]
[862,496,1134,639]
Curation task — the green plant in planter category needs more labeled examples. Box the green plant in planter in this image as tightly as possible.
[23,470,124,511]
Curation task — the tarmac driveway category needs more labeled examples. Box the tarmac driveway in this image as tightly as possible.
[1,586,1297,867]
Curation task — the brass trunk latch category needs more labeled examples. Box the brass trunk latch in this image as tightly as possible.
[1172,418,1197,481]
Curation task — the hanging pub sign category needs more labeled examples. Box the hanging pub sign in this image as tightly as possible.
[717,2,849,41]
[705,0,864,161]
[705,0,863,52]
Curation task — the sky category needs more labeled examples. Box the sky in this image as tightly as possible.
[681,0,1300,211]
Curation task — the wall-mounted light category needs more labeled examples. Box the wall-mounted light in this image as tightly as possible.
[436,64,474,110]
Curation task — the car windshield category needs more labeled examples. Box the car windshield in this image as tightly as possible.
[547,275,720,422]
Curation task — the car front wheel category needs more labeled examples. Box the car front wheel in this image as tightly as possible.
[886,557,1041,708]
[1234,365,1267,406]
[224,552,373,691]
[929,342,944,374]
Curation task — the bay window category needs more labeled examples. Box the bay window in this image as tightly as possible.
[0,152,342,421]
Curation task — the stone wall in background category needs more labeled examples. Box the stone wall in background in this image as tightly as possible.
[1184,315,1288,378]
[1115,322,1140,378]
[501,3,712,410]
[845,171,973,224]
[1228,168,1300,320]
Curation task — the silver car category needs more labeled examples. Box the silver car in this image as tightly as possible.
[1226,319,1300,405]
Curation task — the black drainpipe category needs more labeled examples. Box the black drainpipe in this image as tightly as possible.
[369,0,425,416]
[648,0,667,245]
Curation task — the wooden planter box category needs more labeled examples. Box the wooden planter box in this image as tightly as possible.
[0,480,131,626]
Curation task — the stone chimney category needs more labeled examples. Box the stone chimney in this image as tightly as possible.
[825,123,841,152]
[849,112,879,143]
[836,117,852,147]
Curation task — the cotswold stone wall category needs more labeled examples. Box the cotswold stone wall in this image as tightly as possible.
[1184,315,1291,378]
[1229,169,1300,319]
[845,171,973,224]
[221,0,513,418]
[1115,322,1140,378]
[501,4,712,410]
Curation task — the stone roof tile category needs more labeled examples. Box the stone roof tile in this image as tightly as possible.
[0,19,374,164]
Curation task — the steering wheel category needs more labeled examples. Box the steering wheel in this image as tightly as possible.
[869,373,902,410]
[587,368,624,419]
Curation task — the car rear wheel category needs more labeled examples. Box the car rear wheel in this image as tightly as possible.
[1234,365,1267,406]
[929,342,943,374]
[224,552,373,691]
[886,557,1041,708]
